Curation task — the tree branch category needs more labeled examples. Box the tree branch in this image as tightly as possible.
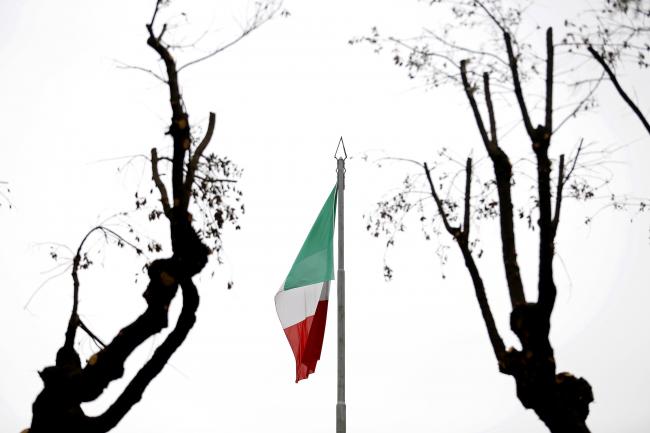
[461,64,526,307]
[474,0,507,33]
[504,32,534,138]
[78,319,107,349]
[64,226,110,350]
[177,2,281,73]
[64,254,81,350]
[178,31,252,73]
[149,0,162,28]
[545,28,554,133]
[424,162,459,237]
[535,29,557,317]
[183,112,216,209]
[552,154,565,234]
[460,61,492,151]
[564,138,584,185]
[194,174,237,183]
[89,278,199,432]
[424,160,506,365]
[458,245,507,366]
[146,23,189,208]
[145,26,181,119]
[463,158,472,240]
[588,45,650,136]
[483,73,498,147]
[151,148,172,217]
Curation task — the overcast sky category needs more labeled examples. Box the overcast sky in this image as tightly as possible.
[1,1,650,432]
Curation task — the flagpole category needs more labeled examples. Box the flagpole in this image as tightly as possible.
[335,138,346,433]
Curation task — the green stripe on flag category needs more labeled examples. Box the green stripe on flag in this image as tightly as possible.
[283,185,337,290]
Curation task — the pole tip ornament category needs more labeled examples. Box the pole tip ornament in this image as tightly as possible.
[334,137,348,160]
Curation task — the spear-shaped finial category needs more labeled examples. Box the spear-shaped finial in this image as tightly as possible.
[334,136,347,160]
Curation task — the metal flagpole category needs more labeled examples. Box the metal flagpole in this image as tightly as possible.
[335,137,347,433]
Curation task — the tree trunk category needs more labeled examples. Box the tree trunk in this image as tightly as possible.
[504,304,593,433]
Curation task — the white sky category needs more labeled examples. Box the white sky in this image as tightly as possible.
[1,1,649,432]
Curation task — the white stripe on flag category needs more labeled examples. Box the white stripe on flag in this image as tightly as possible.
[275,280,330,328]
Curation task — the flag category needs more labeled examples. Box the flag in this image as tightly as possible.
[275,186,337,382]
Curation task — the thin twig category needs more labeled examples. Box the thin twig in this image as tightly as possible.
[114,60,167,83]
[193,174,237,183]
[553,72,604,133]
[149,0,162,27]
[78,319,107,349]
[179,31,252,72]
[423,29,508,65]
[475,0,507,33]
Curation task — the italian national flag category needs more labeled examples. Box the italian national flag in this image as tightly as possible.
[274,186,337,382]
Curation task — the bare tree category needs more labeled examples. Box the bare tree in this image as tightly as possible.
[26,1,280,432]
[422,28,594,432]
[362,11,597,433]
[358,2,650,431]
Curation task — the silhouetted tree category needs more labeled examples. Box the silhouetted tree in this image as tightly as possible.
[25,1,281,432]
[425,28,595,431]
[360,3,602,431]
[358,3,650,427]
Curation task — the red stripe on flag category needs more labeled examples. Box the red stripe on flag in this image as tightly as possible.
[283,300,329,382]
